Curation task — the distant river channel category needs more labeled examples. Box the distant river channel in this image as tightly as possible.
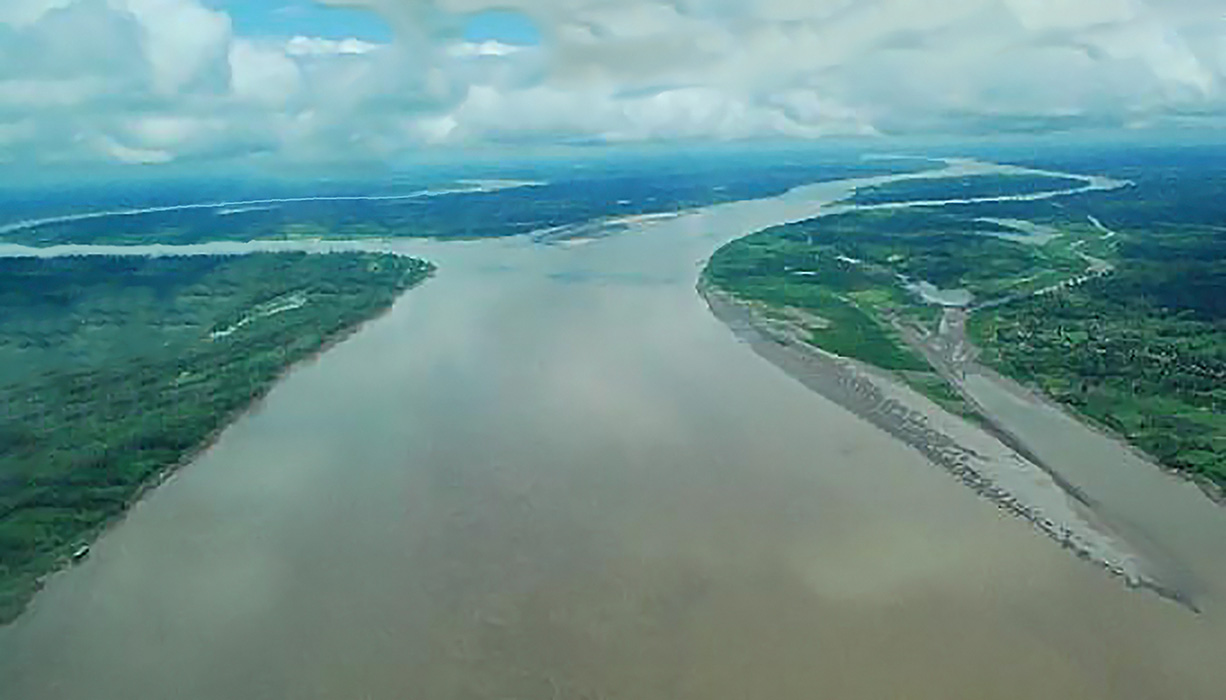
[3,162,1225,699]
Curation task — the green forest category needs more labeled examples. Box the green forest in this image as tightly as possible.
[0,252,433,623]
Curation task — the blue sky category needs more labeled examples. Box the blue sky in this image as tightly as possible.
[202,1,393,40]
[461,10,541,46]
[202,1,541,46]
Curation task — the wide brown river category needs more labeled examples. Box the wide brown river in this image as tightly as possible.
[2,171,1225,698]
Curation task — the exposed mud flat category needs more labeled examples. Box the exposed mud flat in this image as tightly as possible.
[700,283,1196,607]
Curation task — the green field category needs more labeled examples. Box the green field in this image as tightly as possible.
[702,207,1093,364]
[701,207,1099,416]
[703,223,930,372]
[0,252,433,623]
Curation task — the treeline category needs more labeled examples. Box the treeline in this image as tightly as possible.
[844,174,1085,206]
[1,158,931,247]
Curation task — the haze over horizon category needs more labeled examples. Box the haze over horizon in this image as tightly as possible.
[2,0,1225,168]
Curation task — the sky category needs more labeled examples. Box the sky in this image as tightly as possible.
[204,1,393,41]
[0,0,1224,167]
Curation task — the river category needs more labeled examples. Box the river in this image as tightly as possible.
[1,164,1224,699]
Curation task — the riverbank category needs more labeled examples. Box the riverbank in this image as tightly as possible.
[700,281,1195,608]
[942,314,1226,509]
[0,253,434,625]
[966,281,1226,495]
[970,361,1226,509]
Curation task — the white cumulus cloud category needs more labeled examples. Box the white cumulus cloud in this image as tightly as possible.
[285,35,383,57]
[0,0,1223,165]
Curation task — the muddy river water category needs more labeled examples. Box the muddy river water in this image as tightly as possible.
[2,166,1225,698]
